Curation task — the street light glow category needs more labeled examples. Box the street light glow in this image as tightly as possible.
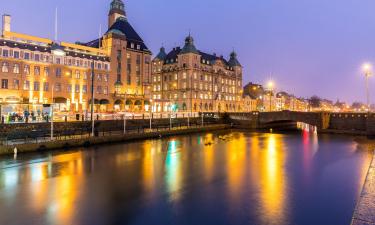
[267,81,274,89]
[362,63,372,76]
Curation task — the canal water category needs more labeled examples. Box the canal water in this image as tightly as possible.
[0,129,372,225]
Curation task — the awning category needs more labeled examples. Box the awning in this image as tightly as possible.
[100,99,110,105]
[134,100,142,105]
[144,100,150,105]
[89,99,100,104]
[5,96,20,103]
[54,97,67,104]
[125,99,133,105]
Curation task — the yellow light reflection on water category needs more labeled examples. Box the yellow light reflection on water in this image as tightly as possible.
[203,133,215,182]
[165,139,182,201]
[226,133,247,200]
[259,133,288,224]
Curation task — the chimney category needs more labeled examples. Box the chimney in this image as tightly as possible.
[2,15,11,36]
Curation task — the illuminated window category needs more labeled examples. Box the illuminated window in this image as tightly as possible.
[1,62,9,72]
[34,66,40,75]
[44,67,49,76]
[13,64,20,74]
[75,70,80,79]
[44,82,49,91]
[23,80,30,90]
[13,79,19,90]
[82,85,87,93]
[34,81,40,91]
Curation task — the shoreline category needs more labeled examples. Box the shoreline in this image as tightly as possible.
[0,124,230,156]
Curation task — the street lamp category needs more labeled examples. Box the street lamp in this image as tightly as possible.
[267,81,274,112]
[149,99,153,131]
[363,63,372,113]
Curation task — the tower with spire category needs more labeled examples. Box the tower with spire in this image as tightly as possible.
[108,0,126,28]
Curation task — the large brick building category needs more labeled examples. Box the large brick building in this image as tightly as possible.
[0,0,151,122]
[151,35,243,113]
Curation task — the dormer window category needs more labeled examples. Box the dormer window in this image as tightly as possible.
[137,45,140,50]
[131,43,134,49]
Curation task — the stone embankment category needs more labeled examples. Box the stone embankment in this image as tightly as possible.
[352,151,375,225]
[0,124,229,155]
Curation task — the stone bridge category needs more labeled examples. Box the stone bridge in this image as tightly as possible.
[228,111,375,135]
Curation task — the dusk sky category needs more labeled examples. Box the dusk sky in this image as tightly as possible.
[2,0,375,103]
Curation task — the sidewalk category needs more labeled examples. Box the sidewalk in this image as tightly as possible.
[352,151,375,225]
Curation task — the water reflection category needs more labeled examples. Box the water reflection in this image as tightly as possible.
[0,131,372,225]
[259,134,288,224]
[165,139,183,201]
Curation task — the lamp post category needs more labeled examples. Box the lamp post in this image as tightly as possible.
[90,59,95,137]
[149,99,153,131]
[51,83,54,140]
[123,93,127,134]
[363,63,372,113]
[267,81,274,112]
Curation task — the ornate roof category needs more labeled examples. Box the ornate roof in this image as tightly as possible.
[180,35,199,54]
[228,51,242,67]
[155,47,167,60]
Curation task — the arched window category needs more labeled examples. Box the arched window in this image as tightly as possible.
[13,63,20,74]
[2,62,9,73]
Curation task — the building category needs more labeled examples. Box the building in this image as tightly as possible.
[82,0,152,112]
[0,0,151,122]
[151,35,243,113]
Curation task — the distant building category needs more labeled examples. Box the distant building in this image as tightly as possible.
[151,35,243,113]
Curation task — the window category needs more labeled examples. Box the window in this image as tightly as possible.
[43,82,49,91]
[23,80,30,90]
[14,51,20,59]
[67,84,72,93]
[137,44,140,50]
[97,74,102,81]
[23,65,30,75]
[55,83,61,92]
[96,86,102,94]
[34,54,40,62]
[34,82,40,91]
[44,67,49,76]
[75,70,80,79]
[1,79,8,89]
[103,86,108,95]
[56,68,62,78]
[13,64,20,74]
[82,85,87,93]
[75,84,80,93]
[131,43,134,48]
[13,79,19,89]
[83,71,87,80]
[24,52,30,60]
[2,62,9,72]
[104,74,109,82]
[34,66,40,75]
[2,50,8,57]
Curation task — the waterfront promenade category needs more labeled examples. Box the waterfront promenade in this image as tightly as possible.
[352,151,375,225]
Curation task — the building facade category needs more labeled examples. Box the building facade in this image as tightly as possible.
[151,35,243,113]
[0,0,151,122]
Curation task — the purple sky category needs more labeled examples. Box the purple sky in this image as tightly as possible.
[2,0,375,103]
